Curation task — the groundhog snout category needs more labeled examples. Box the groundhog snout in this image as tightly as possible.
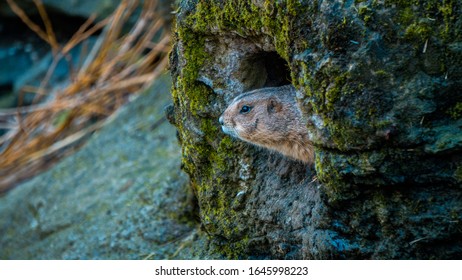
[219,115,224,125]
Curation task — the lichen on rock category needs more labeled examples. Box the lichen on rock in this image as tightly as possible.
[170,0,462,259]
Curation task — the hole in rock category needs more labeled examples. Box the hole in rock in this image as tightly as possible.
[242,51,292,90]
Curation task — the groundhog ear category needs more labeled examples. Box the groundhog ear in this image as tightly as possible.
[267,98,282,113]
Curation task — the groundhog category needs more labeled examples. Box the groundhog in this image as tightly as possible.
[219,85,314,164]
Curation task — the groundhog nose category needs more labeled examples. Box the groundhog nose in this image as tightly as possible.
[219,115,224,125]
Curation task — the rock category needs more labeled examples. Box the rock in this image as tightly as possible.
[0,75,214,259]
[169,0,462,259]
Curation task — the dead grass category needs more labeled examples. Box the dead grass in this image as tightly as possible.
[0,0,171,193]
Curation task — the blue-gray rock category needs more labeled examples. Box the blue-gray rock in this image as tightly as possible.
[0,75,213,259]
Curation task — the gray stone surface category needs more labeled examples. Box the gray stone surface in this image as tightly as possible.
[0,75,212,259]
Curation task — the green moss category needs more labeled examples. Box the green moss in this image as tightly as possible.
[301,63,352,114]
[399,7,415,25]
[404,21,433,41]
[447,103,462,119]
[301,65,373,151]
[314,152,346,201]
[180,33,206,81]
[372,193,390,225]
[374,70,392,78]
[454,166,462,182]
[213,137,234,171]
[210,236,250,259]
[358,5,373,24]
[329,121,365,151]
[171,31,209,120]
[185,0,308,61]
[439,0,456,37]
[325,72,350,111]
[386,0,459,42]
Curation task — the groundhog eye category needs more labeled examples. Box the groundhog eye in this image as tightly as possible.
[240,105,252,114]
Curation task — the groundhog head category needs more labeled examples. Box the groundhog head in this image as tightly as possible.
[219,86,314,163]
[219,88,286,146]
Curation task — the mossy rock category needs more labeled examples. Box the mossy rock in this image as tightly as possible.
[170,0,462,259]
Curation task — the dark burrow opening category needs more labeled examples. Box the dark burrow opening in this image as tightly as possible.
[242,51,292,90]
[261,52,292,87]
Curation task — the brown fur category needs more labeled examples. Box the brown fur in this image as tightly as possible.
[219,85,314,164]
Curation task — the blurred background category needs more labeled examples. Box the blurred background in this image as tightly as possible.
[0,0,174,192]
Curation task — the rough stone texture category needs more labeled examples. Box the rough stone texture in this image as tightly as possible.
[169,0,462,259]
[0,75,214,259]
